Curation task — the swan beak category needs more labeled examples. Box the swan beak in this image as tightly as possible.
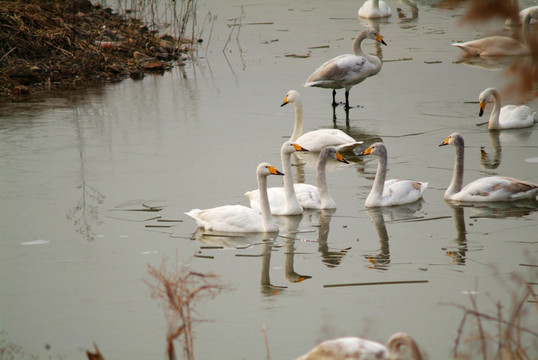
[336,152,350,164]
[281,96,289,107]
[358,146,373,156]
[377,34,387,46]
[268,166,285,176]
[479,102,485,117]
[439,137,450,147]
[292,143,309,152]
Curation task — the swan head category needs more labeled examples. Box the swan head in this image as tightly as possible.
[281,90,300,107]
[322,146,349,164]
[282,141,309,154]
[365,27,387,46]
[257,162,284,177]
[478,88,497,117]
[439,132,464,147]
[358,142,387,158]
[387,332,423,360]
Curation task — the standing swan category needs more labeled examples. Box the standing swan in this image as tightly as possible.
[185,163,284,233]
[359,143,428,207]
[478,88,535,130]
[439,133,538,202]
[304,28,387,109]
[294,332,423,360]
[294,147,350,209]
[281,90,363,152]
[358,0,392,19]
[245,142,309,216]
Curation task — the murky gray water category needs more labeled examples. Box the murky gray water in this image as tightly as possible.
[1,0,538,359]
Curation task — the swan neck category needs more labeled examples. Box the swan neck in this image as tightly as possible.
[488,89,501,129]
[372,0,380,10]
[370,152,387,201]
[352,32,367,56]
[282,150,300,208]
[447,141,465,197]
[257,174,273,231]
[316,156,333,207]
[290,99,304,142]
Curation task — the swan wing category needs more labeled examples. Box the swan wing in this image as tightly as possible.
[455,176,538,202]
[380,179,428,206]
[499,105,536,129]
[245,187,300,215]
[294,183,321,209]
[296,129,361,152]
[358,0,392,18]
[305,55,371,88]
[295,336,389,360]
[186,205,265,232]
[453,36,528,56]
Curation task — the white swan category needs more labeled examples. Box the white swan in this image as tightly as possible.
[506,5,538,26]
[281,90,363,152]
[304,28,387,109]
[245,146,349,211]
[294,332,423,360]
[453,7,537,56]
[185,163,284,232]
[478,87,535,130]
[294,147,349,209]
[359,142,428,207]
[245,142,309,216]
[439,132,538,202]
[358,0,392,19]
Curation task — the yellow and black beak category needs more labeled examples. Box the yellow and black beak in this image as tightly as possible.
[377,34,387,46]
[292,143,309,152]
[268,166,285,176]
[281,95,289,107]
[359,146,373,156]
[439,136,450,147]
[479,102,485,117]
[336,152,350,164]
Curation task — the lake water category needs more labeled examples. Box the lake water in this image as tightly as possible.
[1,0,537,359]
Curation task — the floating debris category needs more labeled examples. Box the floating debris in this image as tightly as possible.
[20,239,49,246]
[324,280,428,288]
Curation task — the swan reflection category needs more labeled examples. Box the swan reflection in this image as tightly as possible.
[444,202,469,265]
[278,215,312,283]
[364,202,424,270]
[479,127,534,169]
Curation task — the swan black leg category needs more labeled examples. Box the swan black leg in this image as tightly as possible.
[344,90,350,109]
[331,89,337,107]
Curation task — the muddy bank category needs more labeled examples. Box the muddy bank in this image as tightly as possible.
[0,0,195,100]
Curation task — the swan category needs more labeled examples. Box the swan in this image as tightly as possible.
[478,87,535,130]
[453,7,537,56]
[439,132,538,202]
[245,142,309,216]
[294,332,423,360]
[245,146,349,210]
[506,5,538,26]
[304,28,387,109]
[359,143,428,207]
[185,163,284,233]
[281,90,363,152]
[358,0,392,19]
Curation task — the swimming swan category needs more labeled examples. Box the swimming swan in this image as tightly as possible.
[453,7,537,56]
[185,163,284,232]
[281,90,363,152]
[245,142,309,216]
[478,87,535,130]
[294,332,423,360]
[439,133,538,202]
[359,142,428,207]
[304,28,387,109]
[293,147,349,209]
[358,0,392,19]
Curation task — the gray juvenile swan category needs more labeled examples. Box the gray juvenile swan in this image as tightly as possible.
[186,163,284,232]
[359,142,428,207]
[304,28,387,109]
[439,132,538,202]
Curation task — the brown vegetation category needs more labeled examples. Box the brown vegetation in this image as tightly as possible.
[0,0,190,100]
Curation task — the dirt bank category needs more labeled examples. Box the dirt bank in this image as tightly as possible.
[0,0,193,100]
